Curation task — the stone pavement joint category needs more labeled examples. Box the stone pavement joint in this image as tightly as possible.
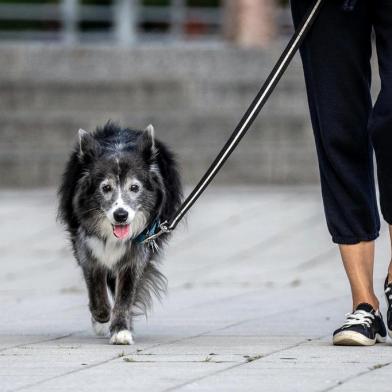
[319,361,392,392]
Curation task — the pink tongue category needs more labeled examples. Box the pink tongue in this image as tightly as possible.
[113,224,130,239]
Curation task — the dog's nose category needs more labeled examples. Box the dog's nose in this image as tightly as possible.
[113,208,129,223]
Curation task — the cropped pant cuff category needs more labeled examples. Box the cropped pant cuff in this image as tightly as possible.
[332,232,379,245]
[383,216,392,226]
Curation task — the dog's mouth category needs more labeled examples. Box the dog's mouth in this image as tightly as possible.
[112,224,131,240]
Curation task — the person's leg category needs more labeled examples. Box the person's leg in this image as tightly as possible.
[291,0,377,244]
[340,242,379,310]
[291,0,379,312]
[369,1,392,284]
[290,0,387,345]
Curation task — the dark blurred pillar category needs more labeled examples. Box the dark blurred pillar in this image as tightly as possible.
[224,0,277,48]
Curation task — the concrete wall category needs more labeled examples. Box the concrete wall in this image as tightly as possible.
[0,42,319,188]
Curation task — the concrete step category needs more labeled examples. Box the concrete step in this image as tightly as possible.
[0,42,301,83]
[0,111,317,187]
[0,43,316,187]
[0,80,189,113]
[0,110,311,147]
[0,142,318,188]
[0,78,307,114]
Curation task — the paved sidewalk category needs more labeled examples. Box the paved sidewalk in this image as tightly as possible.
[1,186,392,392]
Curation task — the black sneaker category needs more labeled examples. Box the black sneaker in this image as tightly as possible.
[333,303,387,346]
[384,277,392,338]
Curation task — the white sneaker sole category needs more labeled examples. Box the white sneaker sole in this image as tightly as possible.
[333,331,386,346]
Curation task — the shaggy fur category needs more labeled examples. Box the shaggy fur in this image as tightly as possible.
[58,122,182,344]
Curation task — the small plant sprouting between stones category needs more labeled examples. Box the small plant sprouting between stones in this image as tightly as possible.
[244,354,263,363]
[123,357,135,362]
[117,351,126,358]
[203,355,213,362]
[370,363,390,371]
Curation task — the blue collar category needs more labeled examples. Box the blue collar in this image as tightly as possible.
[134,217,161,244]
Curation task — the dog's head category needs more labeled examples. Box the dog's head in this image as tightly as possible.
[75,124,164,241]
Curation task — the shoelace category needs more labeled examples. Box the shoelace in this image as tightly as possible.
[342,310,374,329]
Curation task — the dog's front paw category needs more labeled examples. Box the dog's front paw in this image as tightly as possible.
[110,330,134,345]
[92,317,110,337]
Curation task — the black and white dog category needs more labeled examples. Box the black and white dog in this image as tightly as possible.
[58,122,182,344]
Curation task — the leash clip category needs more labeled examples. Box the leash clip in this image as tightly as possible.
[142,221,171,244]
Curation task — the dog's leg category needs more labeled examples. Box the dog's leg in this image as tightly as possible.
[109,267,139,345]
[82,265,111,337]
[106,273,116,301]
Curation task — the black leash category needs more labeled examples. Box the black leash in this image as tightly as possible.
[144,0,325,244]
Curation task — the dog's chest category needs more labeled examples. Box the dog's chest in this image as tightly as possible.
[86,236,129,269]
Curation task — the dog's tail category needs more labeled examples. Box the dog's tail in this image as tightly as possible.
[133,261,167,317]
[105,263,167,317]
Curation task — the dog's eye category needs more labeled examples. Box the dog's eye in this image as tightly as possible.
[130,184,140,193]
[102,184,113,193]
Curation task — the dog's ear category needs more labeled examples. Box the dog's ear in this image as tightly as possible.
[144,124,156,151]
[138,124,157,163]
[78,129,100,159]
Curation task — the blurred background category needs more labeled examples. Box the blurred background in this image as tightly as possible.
[3,4,392,388]
[0,0,319,188]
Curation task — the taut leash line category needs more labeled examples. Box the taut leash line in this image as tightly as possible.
[144,0,325,244]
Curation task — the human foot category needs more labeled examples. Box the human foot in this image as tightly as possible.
[333,303,387,346]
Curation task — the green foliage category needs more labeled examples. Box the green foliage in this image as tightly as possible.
[0,0,59,3]
[0,0,110,3]
[0,0,221,6]
[142,0,170,5]
[186,0,220,6]
[80,0,112,4]
[142,0,220,6]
